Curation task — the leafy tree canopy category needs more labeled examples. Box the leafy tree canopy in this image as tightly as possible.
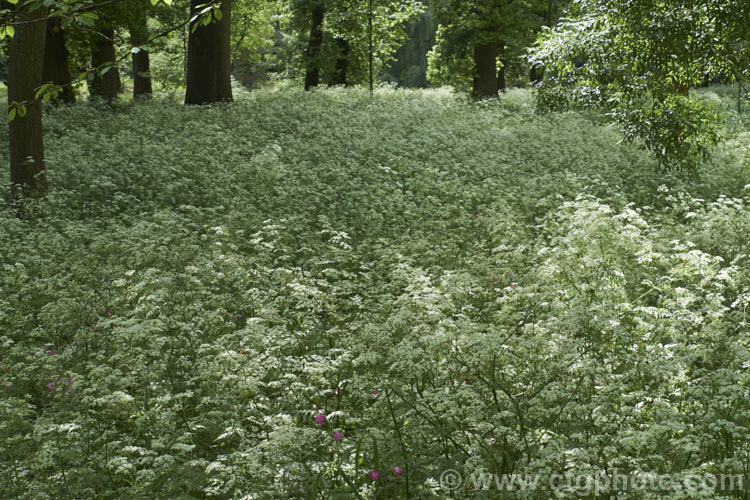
[529,0,750,169]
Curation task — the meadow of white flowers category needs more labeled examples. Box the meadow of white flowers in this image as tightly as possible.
[1,87,749,498]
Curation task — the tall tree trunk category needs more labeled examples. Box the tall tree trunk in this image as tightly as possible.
[331,37,349,86]
[304,2,325,90]
[185,0,233,104]
[42,17,76,104]
[130,13,153,99]
[90,28,121,101]
[497,41,506,92]
[9,2,49,202]
[367,0,373,92]
[472,41,497,98]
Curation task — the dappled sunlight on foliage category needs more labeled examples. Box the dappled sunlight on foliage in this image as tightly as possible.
[0,88,749,498]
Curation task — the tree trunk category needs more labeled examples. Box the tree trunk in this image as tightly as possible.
[529,66,544,84]
[497,41,506,92]
[90,28,121,101]
[304,2,325,90]
[738,76,743,114]
[130,13,153,98]
[367,0,373,92]
[9,2,49,202]
[42,17,76,104]
[472,41,497,98]
[331,37,349,86]
[185,0,233,104]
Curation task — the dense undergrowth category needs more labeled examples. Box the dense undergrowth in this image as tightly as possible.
[1,86,750,498]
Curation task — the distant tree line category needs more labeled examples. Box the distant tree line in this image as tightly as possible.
[3,0,568,207]
[5,0,749,206]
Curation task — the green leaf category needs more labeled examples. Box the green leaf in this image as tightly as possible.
[17,104,26,117]
[35,84,48,100]
[213,9,222,21]
[8,107,15,121]
[77,12,97,27]
[7,0,18,4]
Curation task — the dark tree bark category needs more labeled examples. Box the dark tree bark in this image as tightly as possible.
[185,0,233,104]
[9,2,49,202]
[367,0,373,92]
[90,27,121,101]
[529,66,545,84]
[472,41,498,98]
[331,37,349,86]
[497,41,506,92]
[304,2,325,90]
[42,17,76,104]
[130,13,153,99]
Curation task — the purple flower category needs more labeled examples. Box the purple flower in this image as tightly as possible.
[315,413,326,426]
[92,322,98,328]
[332,430,344,441]
[4,385,10,390]
[391,466,402,476]
[370,389,379,396]
[370,471,379,481]
[107,312,112,316]
[236,314,243,318]
[47,381,56,391]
